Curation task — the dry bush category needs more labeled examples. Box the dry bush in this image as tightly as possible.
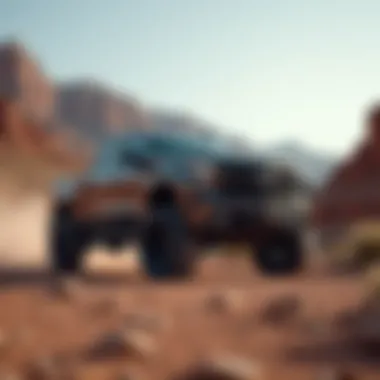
[328,220,380,273]
[364,261,380,299]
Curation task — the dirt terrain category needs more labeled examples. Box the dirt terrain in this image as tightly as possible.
[0,252,377,380]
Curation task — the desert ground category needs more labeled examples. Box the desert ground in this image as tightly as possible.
[0,243,378,379]
[0,180,379,379]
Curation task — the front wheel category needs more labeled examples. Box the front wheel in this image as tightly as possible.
[51,203,87,275]
[255,229,303,275]
[141,221,196,281]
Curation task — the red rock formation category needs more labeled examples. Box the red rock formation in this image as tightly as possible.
[0,99,89,174]
[0,42,55,122]
[312,104,380,229]
[0,41,93,176]
[0,41,149,153]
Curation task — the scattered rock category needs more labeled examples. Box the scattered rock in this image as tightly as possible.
[24,356,76,380]
[334,310,357,331]
[11,326,36,346]
[204,292,242,314]
[88,329,156,360]
[315,367,356,380]
[114,369,142,380]
[48,276,82,300]
[260,294,301,325]
[301,318,331,338]
[115,375,135,380]
[352,311,380,349]
[0,372,22,380]
[341,295,380,349]
[88,298,120,318]
[0,330,9,354]
[171,356,260,380]
[123,312,169,332]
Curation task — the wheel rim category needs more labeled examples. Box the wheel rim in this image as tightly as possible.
[267,245,289,266]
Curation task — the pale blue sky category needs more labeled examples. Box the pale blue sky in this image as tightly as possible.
[1,0,380,155]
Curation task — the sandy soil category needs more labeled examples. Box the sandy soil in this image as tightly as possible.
[0,253,377,380]
[0,180,378,379]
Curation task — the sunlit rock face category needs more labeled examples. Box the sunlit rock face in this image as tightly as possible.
[0,98,87,266]
[0,42,55,123]
[312,103,380,235]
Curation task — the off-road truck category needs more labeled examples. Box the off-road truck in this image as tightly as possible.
[51,131,308,277]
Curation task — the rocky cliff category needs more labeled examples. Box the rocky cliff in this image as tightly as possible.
[56,80,149,141]
[0,41,149,154]
[312,104,380,229]
[0,42,55,123]
[0,41,152,179]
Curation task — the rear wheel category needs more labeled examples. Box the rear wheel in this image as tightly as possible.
[255,229,303,275]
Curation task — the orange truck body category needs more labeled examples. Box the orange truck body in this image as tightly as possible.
[70,178,215,228]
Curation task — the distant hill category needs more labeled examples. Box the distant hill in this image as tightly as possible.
[56,80,149,141]
[260,141,338,187]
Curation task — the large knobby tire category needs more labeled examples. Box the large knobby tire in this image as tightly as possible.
[51,203,87,276]
[141,220,196,281]
[255,229,303,275]
[165,247,196,281]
